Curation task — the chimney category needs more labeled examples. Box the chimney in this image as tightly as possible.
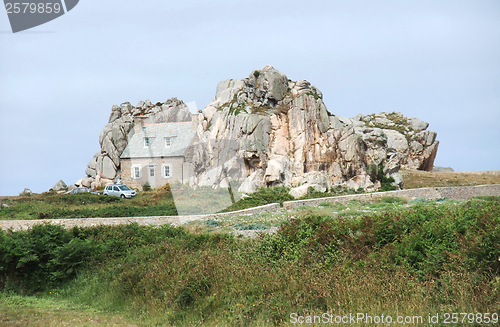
[191,112,202,130]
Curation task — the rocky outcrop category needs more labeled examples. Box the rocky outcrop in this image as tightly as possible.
[189,66,439,193]
[78,98,192,187]
[77,66,439,194]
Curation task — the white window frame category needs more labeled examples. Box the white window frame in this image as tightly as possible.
[144,137,151,147]
[165,136,176,147]
[162,163,172,178]
[149,165,155,177]
[131,164,142,179]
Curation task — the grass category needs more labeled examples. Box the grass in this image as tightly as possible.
[0,292,137,326]
[0,170,498,220]
[0,184,242,220]
[401,169,500,189]
[1,198,499,325]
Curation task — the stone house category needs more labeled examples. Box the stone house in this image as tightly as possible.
[120,119,198,190]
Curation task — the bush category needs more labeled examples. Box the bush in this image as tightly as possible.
[142,182,151,191]
[367,163,398,191]
[0,223,185,293]
[221,186,294,212]
[234,223,269,230]
[257,200,500,277]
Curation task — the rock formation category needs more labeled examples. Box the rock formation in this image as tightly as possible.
[77,66,439,193]
[189,66,439,193]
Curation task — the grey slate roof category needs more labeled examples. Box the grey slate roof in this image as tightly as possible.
[120,122,196,159]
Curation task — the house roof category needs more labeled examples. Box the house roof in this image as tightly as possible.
[120,121,196,159]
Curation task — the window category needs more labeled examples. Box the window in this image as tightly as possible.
[131,164,142,179]
[162,163,172,178]
[144,137,150,147]
[165,136,176,147]
[149,165,155,177]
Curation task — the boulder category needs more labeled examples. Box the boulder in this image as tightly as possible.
[384,130,408,153]
[238,170,265,194]
[50,180,67,191]
[101,156,117,180]
[346,174,376,192]
[21,188,32,195]
[289,184,312,199]
[83,66,440,193]
[289,184,326,199]
[408,117,429,132]
[85,167,97,178]
[81,177,93,188]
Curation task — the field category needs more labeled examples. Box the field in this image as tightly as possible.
[401,169,500,189]
[1,170,498,221]
[1,194,500,326]
[1,171,499,326]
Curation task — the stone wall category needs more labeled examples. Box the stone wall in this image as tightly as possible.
[283,184,500,210]
[2,185,498,232]
[0,203,280,232]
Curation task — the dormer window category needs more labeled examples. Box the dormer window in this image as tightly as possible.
[165,136,176,147]
[144,137,151,147]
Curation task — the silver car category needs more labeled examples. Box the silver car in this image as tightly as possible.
[103,184,137,198]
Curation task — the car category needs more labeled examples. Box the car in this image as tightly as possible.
[103,184,137,198]
[69,187,101,195]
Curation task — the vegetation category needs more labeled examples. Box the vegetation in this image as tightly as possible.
[366,163,398,191]
[221,186,294,212]
[305,91,321,100]
[1,198,499,325]
[2,167,498,220]
[401,169,500,189]
[142,181,151,191]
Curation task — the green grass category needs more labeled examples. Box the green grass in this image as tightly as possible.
[1,199,499,325]
[0,184,243,220]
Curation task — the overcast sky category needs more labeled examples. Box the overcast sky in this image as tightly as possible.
[0,0,499,196]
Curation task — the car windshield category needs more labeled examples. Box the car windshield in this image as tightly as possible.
[118,185,131,191]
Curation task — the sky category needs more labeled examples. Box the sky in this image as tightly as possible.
[0,0,499,196]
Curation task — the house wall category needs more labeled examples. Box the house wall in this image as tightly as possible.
[121,157,189,190]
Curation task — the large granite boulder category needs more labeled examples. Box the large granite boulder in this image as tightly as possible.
[78,66,439,193]
[190,66,439,193]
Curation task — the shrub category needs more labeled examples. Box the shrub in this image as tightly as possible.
[367,163,398,191]
[142,182,151,191]
[234,223,269,230]
[221,186,294,212]
[0,223,185,293]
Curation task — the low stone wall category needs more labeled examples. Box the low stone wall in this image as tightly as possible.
[283,184,500,210]
[0,203,281,232]
[2,184,499,232]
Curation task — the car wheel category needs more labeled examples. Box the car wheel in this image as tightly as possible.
[121,194,126,199]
